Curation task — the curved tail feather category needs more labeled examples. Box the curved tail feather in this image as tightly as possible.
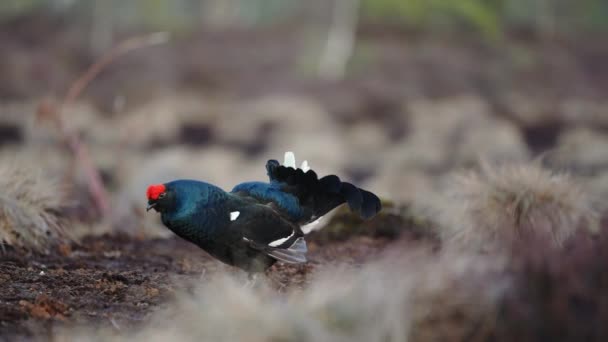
[266,159,382,222]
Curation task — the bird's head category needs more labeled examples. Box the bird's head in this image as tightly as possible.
[146,179,224,215]
[146,183,176,213]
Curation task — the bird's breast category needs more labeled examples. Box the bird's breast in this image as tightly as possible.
[161,206,230,244]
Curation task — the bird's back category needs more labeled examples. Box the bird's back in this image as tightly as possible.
[231,156,381,225]
[230,181,304,220]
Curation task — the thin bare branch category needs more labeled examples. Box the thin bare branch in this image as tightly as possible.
[40,32,170,219]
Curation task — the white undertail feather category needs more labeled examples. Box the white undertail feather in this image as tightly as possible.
[289,237,308,253]
[267,237,307,263]
[301,160,310,172]
[283,151,312,173]
[230,211,240,221]
[268,230,295,247]
[284,151,296,168]
[301,218,322,234]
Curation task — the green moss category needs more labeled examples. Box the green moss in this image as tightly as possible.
[362,0,503,40]
[307,200,435,244]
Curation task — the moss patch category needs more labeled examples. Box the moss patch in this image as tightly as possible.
[307,200,435,245]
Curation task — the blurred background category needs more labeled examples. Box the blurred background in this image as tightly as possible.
[1,0,607,232]
[2,2,608,340]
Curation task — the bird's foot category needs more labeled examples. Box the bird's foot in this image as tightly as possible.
[242,273,259,289]
[265,271,288,293]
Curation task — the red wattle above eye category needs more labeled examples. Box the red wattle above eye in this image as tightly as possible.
[146,184,166,200]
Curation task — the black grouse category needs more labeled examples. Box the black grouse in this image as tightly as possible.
[146,152,382,275]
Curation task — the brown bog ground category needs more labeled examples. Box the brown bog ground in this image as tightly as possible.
[0,207,425,340]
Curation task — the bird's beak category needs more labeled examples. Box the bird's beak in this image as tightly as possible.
[146,202,157,212]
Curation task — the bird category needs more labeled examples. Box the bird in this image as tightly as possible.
[146,152,382,277]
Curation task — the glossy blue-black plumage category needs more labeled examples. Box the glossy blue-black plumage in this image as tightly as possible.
[160,180,231,242]
[150,158,382,273]
[156,179,302,273]
[231,181,304,221]
[232,159,382,224]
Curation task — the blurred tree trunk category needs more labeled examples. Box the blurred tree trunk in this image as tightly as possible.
[200,0,241,29]
[535,0,556,40]
[318,0,360,81]
[90,0,114,55]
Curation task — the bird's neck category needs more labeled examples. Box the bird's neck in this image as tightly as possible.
[161,195,231,243]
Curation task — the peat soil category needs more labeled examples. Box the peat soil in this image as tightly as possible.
[0,224,420,341]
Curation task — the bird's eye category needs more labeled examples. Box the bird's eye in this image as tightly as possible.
[158,192,166,199]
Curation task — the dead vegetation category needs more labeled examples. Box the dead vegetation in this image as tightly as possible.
[55,245,508,342]
[51,215,608,342]
[0,161,69,252]
[434,161,598,251]
[492,228,608,342]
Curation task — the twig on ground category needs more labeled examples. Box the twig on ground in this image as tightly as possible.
[37,32,170,219]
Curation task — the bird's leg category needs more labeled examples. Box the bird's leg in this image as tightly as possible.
[265,271,288,293]
[242,272,259,289]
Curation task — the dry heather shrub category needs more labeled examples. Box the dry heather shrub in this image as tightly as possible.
[0,163,69,252]
[493,227,608,341]
[407,249,509,341]
[436,162,597,250]
[54,231,608,342]
[58,247,507,342]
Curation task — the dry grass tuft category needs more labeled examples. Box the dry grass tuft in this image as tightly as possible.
[407,249,508,341]
[436,161,597,250]
[57,246,507,342]
[0,162,70,252]
[52,223,608,342]
[493,227,608,341]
